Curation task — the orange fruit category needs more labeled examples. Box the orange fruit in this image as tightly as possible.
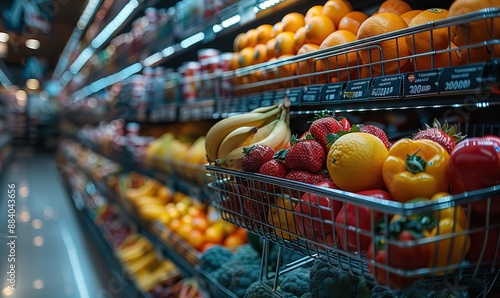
[413,43,462,71]
[187,229,205,250]
[448,0,500,47]
[294,26,307,53]
[223,233,247,248]
[266,38,278,59]
[253,43,268,64]
[177,224,193,240]
[377,0,412,15]
[191,216,209,232]
[305,15,336,45]
[400,9,422,24]
[167,218,182,233]
[379,56,414,74]
[338,11,369,35]
[205,224,225,244]
[327,132,389,192]
[305,5,323,23]
[322,0,353,27]
[352,66,380,79]
[277,54,299,87]
[357,12,411,72]
[319,30,358,82]
[297,43,326,85]
[246,29,258,47]
[256,24,273,44]
[233,33,247,52]
[281,12,305,33]
[405,8,449,54]
[271,22,284,38]
[238,47,255,67]
[460,45,500,64]
[200,242,218,252]
[275,31,296,56]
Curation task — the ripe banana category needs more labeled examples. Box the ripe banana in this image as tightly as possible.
[216,103,291,170]
[126,179,161,201]
[250,118,278,143]
[117,237,153,263]
[249,104,279,113]
[217,126,258,159]
[205,104,283,162]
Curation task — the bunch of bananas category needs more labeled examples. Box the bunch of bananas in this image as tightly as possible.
[117,234,180,292]
[205,99,292,170]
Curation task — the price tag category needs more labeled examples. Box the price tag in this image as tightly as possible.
[370,74,403,98]
[285,88,303,105]
[343,79,371,100]
[238,96,249,112]
[301,85,322,104]
[438,63,485,93]
[178,106,190,122]
[274,90,286,104]
[261,92,274,107]
[404,70,439,97]
[320,83,343,103]
[202,105,214,119]
[248,94,262,111]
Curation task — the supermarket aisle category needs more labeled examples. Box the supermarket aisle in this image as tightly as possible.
[0,149,122,298]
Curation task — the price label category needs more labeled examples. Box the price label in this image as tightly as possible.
[248,94,262,111]
[178,106,190,122]
[202,105,214,119]
[274,90,286,104]
[438,63,485,93]
[301,85,322,104]
[285,88,303,105]
[261,92,274,107]
[320,83,343,103]
[238,96,249,112]
[404,70,439,97]
[343,79,371,100]
[370,74,403,98]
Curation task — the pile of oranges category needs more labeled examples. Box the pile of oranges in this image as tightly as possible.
[230,0,500,91]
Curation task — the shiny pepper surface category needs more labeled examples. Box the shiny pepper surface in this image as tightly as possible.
[383,139,450,203]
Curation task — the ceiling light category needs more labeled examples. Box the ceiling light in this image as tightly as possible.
[26,39,40,49]
[0,32,9,43]
[26,79,40,90]
[15,89,27,101]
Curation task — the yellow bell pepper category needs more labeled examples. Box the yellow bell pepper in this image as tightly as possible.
[431,192,468,229]
[383,139,450,203]
[268,195,297,240]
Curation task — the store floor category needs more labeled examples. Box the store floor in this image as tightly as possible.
[0,149,124,298]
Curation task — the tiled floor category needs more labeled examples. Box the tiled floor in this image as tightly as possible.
[0,149,125,298]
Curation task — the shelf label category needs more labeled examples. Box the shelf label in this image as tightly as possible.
[191,106,202,120]
[370,74,403,98]
[301,85,322,104]
[261,92,274,107]
[343,79,371,100]
[438,63,485,93]
[162,105,177,122]
[320,83,343,103]
[274,90,286,104]
[202,105,214,119]
[248,94,262,111]
[178,106,191,122]
[285,88,303,105]
[238,96,249,112]
[404,70,440,97]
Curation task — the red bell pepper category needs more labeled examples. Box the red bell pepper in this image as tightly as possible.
[294,181,340,246]
[335,190,393,253]
[448,136,500,215]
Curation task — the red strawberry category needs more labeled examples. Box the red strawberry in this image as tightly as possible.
[241,144,276,172]
[413,119,466,154]
[284,138,325,173]
[359,124,392,149]
[309,113,344,152]
[285,170,332,185]
[259,159,289,177]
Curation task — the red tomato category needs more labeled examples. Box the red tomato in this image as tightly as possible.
[448,136,500,215]
[294,181,340,246]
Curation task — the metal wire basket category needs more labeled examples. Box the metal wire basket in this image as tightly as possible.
[206,123,500,295]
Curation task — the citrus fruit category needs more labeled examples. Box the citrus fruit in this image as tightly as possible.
[413,43,462,70]
[322,0,352,27]
[223,233,247,247]
[327,132,389,192]
[294,26,307,53]
[233,33,247,52]
[377,0,412,15]
[405,8,449,54]
[305,15,336,45]
[305,5,323,23]
[187,229,205,250]
[357,12,411,72]
[400,9,422,24]
[276,54,298,87]
[275,31,296,55]
[266,38,278,59]
[253,43,268,64]
[272,22,284,38]
[460,45,500,64]
[238,47,255,67]
[338,11,369,35]
[256,24,273,44]
[205,224,225,244]
[448,0,500,46]
[246,29,258,47]
[319,29,358,82]
[282,12,305,33]
[297,43,327,85]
